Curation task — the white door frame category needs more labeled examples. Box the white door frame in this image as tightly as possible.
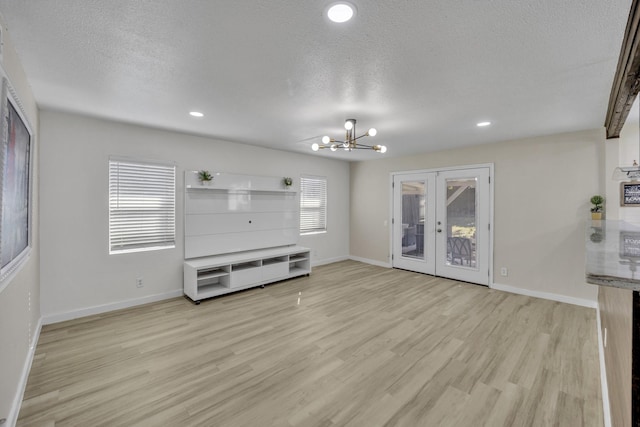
[389,163,494,285]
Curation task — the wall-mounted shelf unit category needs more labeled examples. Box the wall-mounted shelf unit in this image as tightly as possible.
[183,171,309,303]
[184,171,299,259]
[185,170,296,192]
[184,245,311,303]
[185,185,295,193]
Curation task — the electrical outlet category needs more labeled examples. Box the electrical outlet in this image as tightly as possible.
[136,277,143,288]
[500,267,508,277]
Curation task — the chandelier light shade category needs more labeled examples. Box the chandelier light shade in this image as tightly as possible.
[312,119,386,154]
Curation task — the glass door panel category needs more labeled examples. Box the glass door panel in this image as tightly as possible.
[436,168,489,285]
[392,173,436,275]
[401,181,425,260]
[445,178,477,268]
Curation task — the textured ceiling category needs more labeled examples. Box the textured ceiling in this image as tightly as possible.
[0,0,632,161]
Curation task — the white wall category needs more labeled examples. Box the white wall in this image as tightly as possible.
[39,110,349,322]
[0,18,41,425]
[604,136,620,220]
[350,128,604,304]
[605,106,640,222]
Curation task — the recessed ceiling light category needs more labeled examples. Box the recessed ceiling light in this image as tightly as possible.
[327,3,355,23]
[477,121,491,127]
[190,111,204,117]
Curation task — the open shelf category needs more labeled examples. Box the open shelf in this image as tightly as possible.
[289,267,308,276]
[232,261,261,271]
[198,283,228,293]
[186,185,296,194]
[263,256,288,266]
[197,270,229,281]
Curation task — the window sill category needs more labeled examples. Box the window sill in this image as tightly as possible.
[300,231,327,236]
[110,244,175,255]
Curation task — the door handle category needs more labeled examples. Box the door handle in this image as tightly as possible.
[437,229,442,233]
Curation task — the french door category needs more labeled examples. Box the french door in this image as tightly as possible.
[392,173,436,275]
[392,166,491,285]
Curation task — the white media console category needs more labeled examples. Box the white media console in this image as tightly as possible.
[184,245,311,303]
[183,171,311,303]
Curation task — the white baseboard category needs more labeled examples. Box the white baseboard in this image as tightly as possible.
[42,289,184,325]
[8,316,42,427]
[596,304,612,427]
[311,256,349,267]
[490,282,597,308]
[348,255,392,268]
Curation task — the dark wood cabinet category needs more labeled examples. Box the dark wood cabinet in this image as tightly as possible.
[598,286,638,426]
[586,220,640,426]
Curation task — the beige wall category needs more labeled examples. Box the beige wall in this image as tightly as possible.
[351,128,604,302]
[0,19,40,424]
[39,110,350,321]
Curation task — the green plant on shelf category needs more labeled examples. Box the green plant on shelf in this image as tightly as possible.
[590,195,604,213]
[283,177,293,187]
[198,170,213,182]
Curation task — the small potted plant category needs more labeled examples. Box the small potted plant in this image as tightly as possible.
[198,170,213,185]
[283,177,293,188]
[590,195,604,220]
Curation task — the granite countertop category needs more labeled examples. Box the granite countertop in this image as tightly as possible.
[586,219,640,291]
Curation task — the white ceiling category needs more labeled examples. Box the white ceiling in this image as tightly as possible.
[0,1,632,161]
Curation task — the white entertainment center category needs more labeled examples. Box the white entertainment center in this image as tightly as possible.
[183,171,311,304]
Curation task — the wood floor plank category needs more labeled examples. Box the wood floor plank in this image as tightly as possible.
[17,260,603,426]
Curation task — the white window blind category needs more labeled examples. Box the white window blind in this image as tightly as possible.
[300,176,327,234]
[109,158,176,254]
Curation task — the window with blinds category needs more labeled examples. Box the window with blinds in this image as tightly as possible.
[109,158,176,254]
[300,176,327,234]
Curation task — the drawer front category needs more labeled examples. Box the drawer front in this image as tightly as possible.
[262,262,289,282]
[230,267,262,288]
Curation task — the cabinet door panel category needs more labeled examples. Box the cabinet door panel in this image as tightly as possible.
[230,267,262,288]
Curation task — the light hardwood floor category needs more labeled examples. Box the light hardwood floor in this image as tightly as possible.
[18,261,602,426]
